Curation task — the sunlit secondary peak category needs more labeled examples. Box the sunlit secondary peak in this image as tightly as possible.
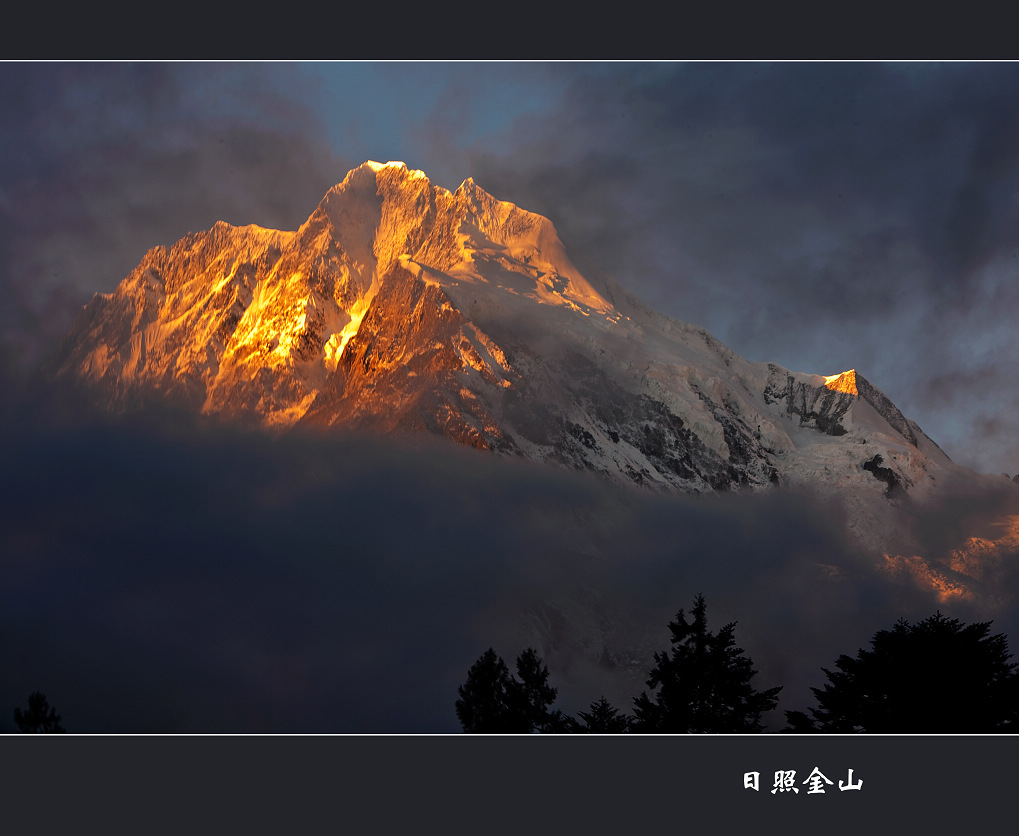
[824,370,858,395]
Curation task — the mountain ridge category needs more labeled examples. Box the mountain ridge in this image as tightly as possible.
[52,161,959,521]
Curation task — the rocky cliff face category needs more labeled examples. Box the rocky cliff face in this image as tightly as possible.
[53,161,958,514]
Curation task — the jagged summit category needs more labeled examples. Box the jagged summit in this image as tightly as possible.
[364,159,416,173]
[53,162,958,525]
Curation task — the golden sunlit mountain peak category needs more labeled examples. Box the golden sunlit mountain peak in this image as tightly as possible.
[365,160,407,172]
[823,369,858,395]
[52,161,956,511]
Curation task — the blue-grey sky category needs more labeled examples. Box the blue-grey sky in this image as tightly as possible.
[3,61,1019,476]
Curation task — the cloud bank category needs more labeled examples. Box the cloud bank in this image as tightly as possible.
[3,386,1017,732]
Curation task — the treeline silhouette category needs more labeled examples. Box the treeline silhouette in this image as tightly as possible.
[456,596,1019,733]
[13,692,65,733]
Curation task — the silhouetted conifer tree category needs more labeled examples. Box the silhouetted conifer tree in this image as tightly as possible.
[576,696,631,733]
[456,647,570,733]
[455,649,520,732]
[786,611,1019,733]
[14,692,65,733]
[510,647,572,732]
[631,594,781,733]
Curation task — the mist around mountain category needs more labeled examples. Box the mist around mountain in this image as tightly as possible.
[3,382,1018,732]
[6,162,1019,732]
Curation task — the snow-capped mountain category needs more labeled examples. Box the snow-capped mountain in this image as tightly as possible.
[53,161,962,548]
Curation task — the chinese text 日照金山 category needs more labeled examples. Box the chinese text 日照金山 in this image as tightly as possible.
[744,769,863,794]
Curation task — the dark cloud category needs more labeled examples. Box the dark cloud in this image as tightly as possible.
[2,383,1014,732]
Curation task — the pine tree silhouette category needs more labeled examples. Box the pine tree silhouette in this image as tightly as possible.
[787,611,1019,733]
[456,647,570,733]
[631,594,781,733]
[576,696,631,733]
[510,647,572,732]
[14,692,66,733]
